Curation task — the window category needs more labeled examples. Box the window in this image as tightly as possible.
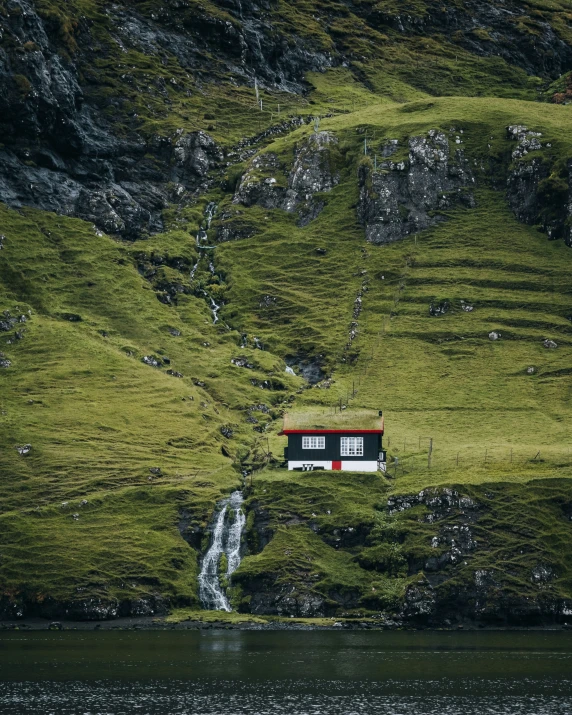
[340,436,364,456]
[302,436,325,449]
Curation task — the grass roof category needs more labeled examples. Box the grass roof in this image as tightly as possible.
[283,408,383,431]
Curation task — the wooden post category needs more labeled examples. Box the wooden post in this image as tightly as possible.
[418,436,421,449]
[403,439,406,453]
[352,380,355,397]
[456,452,459,467]
[428,438,433,469]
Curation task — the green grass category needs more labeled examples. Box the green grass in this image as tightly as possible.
[232,469,572,619]
[4,1,572,618]
[0,203,298,607]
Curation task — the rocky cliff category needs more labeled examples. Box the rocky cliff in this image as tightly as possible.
[2,0,572,239]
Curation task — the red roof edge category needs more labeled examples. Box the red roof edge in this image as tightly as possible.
[281,429,384,435]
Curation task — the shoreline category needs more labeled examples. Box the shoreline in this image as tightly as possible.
[1,616,571,632]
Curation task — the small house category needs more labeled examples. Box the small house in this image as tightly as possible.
[280,409,385,472]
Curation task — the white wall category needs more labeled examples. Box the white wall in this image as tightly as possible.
[287,460,379,472]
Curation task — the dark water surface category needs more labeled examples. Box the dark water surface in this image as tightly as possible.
[0,630,571,714]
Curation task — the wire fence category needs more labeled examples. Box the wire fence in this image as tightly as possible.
[383,436,572,476]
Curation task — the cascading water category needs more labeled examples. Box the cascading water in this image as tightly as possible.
[195,202,217,247]
[191,202,226,325]
[198,491,246,611]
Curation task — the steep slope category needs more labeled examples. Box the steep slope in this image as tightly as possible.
[1,0,568,237]
[2,0,572,624]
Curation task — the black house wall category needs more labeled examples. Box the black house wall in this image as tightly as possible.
[287,433,381,462]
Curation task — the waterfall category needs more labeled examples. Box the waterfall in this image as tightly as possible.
[191,202,226,325]
[195,202,217,247]
[198,491,245,611]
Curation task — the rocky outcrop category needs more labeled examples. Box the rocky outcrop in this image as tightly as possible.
[357,129,475,244]
[284,352,326,384]
[231,131,340,227]
[246,578,326,617]
[506,125,572,245]
[285,131,340,226]
[0,594,170,620]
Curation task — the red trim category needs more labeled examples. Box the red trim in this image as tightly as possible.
[281,429,383,435]
[332,460,342,471]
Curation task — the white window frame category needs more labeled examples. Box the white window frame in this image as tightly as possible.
[340,436,364,457]
[302,436,325,450]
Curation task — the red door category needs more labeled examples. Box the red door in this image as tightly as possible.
[332,460,342,471]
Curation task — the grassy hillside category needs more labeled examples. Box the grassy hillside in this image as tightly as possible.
[2,2,572,622]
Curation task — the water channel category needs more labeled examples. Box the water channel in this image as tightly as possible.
[0,630,571,713]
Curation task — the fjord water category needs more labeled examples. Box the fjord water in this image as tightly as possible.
[0,631,571,714]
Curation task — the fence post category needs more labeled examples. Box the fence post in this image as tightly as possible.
[428,438,433,469]
[456,452,459,467]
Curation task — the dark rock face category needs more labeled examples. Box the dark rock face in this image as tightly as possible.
[246,578,326,617]
[215,205,257,242]
[357,130,475,244]
[401,577,436,621]
[505,125,572,245]
[285,131,340,226]
[232,132,340,227]
[0,1,226,237]
[0,0,338,237]
[178,508,204,551]
[0,594,169,620]
[244,501,274,554]
[361,0,572,79]
[285,352,326,384]
[429,301,449,317]
[0,0,84,148]
[172,131,223,185]
[387,487,571,627]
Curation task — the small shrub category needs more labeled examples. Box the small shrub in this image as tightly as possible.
[12,74,32,97]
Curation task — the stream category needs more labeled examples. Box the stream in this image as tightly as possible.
[191,202,225,324]
[198,491,246,611]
